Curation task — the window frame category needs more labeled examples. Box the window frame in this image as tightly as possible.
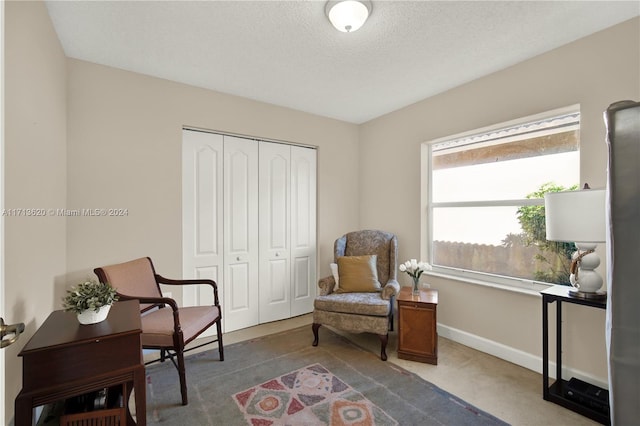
[420,104,580,293]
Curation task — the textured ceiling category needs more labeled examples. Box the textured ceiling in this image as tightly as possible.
[45,1,639,124]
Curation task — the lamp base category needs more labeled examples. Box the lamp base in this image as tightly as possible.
[568,289,607,300]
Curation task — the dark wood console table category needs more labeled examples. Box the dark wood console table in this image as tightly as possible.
[15,300,146,425]
[541,285,609,425]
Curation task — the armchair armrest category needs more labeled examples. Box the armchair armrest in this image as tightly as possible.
[381,279,400,300]
[155,274,220,306]
[317,276,337,295]
[116,293,179,312]
[117,294,185,334]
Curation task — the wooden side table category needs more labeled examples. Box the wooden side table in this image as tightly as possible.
[397,286,438,364]
[15,300,146,425]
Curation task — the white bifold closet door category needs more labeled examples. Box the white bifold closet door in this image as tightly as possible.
[289,145,317,316]
[182,130,259,333]
[259,142,317,322]
[183,130,316,333]
[222,136,259,331]
[182,130,224,336]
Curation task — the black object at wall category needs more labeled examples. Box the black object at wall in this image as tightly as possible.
[565,377,609,415]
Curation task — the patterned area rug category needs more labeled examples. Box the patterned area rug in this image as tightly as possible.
[144,325,509,425]
[233,363,397,425]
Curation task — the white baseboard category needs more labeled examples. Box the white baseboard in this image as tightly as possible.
[437,323,608,389]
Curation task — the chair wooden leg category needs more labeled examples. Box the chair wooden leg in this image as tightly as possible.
[216,320,225,361]
[177,350,188,405]
[389,296,395,332]
[379,334,388,361]
[312,323,321,346]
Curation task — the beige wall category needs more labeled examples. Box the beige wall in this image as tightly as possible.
[4,1,68,423]
[360,17,640,383]
[65,59,360,289]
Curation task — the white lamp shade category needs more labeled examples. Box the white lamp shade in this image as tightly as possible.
[326,1,371,32]
[544,188,606,243]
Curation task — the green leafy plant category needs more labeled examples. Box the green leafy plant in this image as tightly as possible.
[515,182,578,284]
[62,280,118,313]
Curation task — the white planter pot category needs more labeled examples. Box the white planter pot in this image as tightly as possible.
[77,304,111,325]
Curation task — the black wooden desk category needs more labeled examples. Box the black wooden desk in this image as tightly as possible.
[541,285,609,425]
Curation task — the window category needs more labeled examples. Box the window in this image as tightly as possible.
[424,106,580,290]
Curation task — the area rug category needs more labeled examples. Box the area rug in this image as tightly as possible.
[233,363,397,425]
[144,326,509,425]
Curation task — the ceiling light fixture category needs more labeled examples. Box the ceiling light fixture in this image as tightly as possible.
[325,0,372,33]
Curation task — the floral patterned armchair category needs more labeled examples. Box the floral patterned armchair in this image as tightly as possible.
[312,230,400,360]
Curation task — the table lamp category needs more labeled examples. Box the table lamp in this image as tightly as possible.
[544,184,606,299]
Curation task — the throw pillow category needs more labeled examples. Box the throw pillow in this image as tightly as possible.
[330,263,340,290]
[336,255,381,293]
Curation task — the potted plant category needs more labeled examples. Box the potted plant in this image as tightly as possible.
[62,279,119,324]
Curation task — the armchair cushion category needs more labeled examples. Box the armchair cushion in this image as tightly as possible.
[140,305,221,347]
[336,255,381,293]
[314,292,390,316]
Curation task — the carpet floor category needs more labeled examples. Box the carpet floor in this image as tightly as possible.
[144,326,509,425]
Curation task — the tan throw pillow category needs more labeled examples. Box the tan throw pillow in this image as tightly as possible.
[336,255,381,293]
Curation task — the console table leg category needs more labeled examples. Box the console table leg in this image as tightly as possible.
[133,366,146,425]
[556,300,563,394]
[542,297,550,398]
[15,394,34,426]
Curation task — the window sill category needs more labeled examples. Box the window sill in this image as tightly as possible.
[423,270,553,298]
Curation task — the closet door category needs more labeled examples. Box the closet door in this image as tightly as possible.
[184,132,317,330]
[259,142,291,323]
[182,130,224,325]
[223,136,259,332]
[290,146,317,316]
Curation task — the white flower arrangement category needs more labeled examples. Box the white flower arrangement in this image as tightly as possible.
[399,259,432,293]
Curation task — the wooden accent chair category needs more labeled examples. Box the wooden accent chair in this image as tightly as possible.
[312,230,400,360]
[94,257,224,406]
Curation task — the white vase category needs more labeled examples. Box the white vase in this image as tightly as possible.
[77,304,111,325]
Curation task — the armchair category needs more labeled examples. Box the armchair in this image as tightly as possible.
[94,257,223,406]
[312,230,400,360]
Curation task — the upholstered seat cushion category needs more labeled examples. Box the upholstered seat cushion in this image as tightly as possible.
[140,305,221,347]
[314,292,390,317]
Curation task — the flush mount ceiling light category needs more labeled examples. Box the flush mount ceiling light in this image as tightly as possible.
[325,0,372,33]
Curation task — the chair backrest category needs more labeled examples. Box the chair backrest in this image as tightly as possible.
[94,257,162,311]
[334,230,398,285]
